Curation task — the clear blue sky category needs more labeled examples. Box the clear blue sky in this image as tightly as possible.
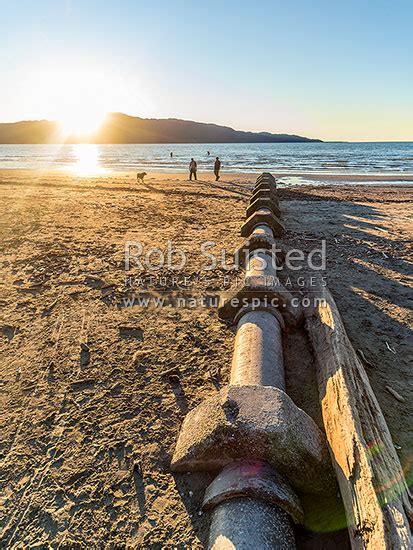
[1,0,412,140]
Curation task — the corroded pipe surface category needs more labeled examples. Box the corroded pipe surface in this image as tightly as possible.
[230,310,285,390]
[208,497,295,550]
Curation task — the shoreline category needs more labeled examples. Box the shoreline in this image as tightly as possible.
[1,168,413,186]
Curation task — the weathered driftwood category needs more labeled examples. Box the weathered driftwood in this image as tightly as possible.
[304,288,412,549]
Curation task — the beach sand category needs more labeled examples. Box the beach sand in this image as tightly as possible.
[0,170,412,547]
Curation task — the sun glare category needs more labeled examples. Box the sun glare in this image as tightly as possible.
[59,109,106,136]
[72,144,106,175]
[35,63,110,137]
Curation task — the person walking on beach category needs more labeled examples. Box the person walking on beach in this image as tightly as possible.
[189,158,197,180]
[170,151,173,158]
[214,156,221,181]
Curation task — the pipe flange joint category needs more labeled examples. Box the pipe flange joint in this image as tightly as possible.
[235,236,279,268]
[171,385,336,496]
[241,209,284,238]
[256,173,277,187]
[202,460,304,525]
[218,283,302,327]
[234,304,285,330]
[250,187,279,206]
[247,197,281,219]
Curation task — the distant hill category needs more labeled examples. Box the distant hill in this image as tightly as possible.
[0,112,322,144]
[0,120,59,144]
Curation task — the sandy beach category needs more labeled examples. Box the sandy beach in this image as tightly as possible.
[0,170,412,547]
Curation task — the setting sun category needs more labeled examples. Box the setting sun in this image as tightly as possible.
[55,66,108,135]
[30,62,111,137]
[59,107,106,136]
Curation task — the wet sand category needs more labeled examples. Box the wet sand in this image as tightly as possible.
[0,170,412,547]
[1,167,413,182]
[274,172,413,181]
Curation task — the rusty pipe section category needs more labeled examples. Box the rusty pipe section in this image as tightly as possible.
[208,497,295,550]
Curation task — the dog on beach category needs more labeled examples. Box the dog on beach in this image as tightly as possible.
[136,172,147,183]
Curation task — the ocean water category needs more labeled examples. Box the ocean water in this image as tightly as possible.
[0,142,412,184]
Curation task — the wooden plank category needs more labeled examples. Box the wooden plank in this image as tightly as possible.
[304,288,412,548]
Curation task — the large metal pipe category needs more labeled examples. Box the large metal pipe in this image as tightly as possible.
[203,176,298,548]
[207,295,295,548]
[230,310,285,389]
[208,497,295,550]
[204,460,301,549]
[251,223,274,239]
[246,248,277,280]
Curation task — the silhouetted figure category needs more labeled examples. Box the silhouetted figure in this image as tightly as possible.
[214,157,221,181]
[207,151,210,156]
[170,151,173,157]
[189,158,197,180]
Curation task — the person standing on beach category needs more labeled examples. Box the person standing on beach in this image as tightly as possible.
[170,151,173,157]
[189,158,197,180]
[214,156,221,181]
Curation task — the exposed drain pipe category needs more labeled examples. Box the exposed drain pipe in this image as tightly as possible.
[206,470,296,548]
[171,173,336,549]
[205,308,295,548]
[230,308,285,389]
[205,179,295,548]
